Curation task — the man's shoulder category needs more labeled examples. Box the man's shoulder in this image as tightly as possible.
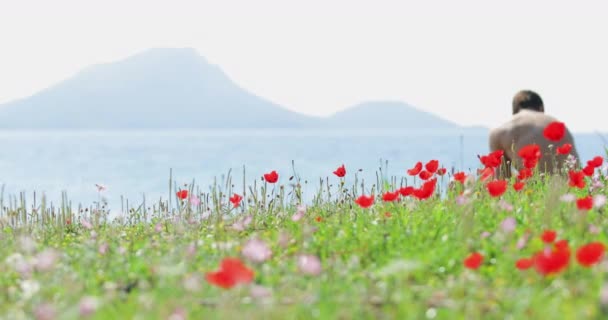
[489,124,510,147]
[490,122,511,136]
[512,110,557,124]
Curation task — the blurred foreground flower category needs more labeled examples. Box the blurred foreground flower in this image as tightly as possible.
[19,236,37,254]
[34,249,59,272]
[556,143,572,155]
[231,215,253,231]
[499,217,516,234]
[407,162,423,176]
[98,243,109,255]
[242,238,272,263]
[533,240,570,276]
[229,193,243,208]
[206,258,254,289]
[190,195,201,206]
[355,195,374,208]
[543,121,565,142]
[576,242,605,267]
[594,195,607,208]
[515,258,534,270]
[81,219,93,230]
[498,200,513,212]
[453,172,467,184]
[34,303,56,320]
[456,195,470,206]
[168,308,187,320]
[486,180,507,197]
[463,252,483,270]
[382,191,400,202]
[292,205,306,221]
[298,254,322,276]
[560,193,576,203]
[577,196,593,211]
[79,296,100,318]
[541,230,557,243]
[250,285,272,299]
[176,190,189,200]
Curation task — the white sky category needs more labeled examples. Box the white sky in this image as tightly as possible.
[1,0,607,132]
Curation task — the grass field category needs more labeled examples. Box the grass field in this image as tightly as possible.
[2,147,608,319]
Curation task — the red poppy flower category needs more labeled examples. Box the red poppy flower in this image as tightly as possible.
[534,250,570,276]
[517,168,533,181]
[413,178,437,200]
[576,196,593,211]
[513,181,525,191]
[533,244,570,276]
[206,270,236,289]
[453,172,467,184]
[515,258,534,270]
[518,144,541,162]
[524,158,539,169]
[221,258,255,282]
[576,242,605,267]
[568,170,586,189]
[487,180,507,197]
[384,212,392,218]
[437,168,447,176]
[263,171,279,183]
[463,252,484,270]
[355,195,374,208]
[583,165,595,177]
[229,193,243,208]
[479,155,492,167]
[541,230,557,243]
[425,160,439,174]
[480,150,503,168]
[333,164,346,178]
[315,216,323,222]
[543,121,566,142]
[556,143,572,155]
[206,257,254,289]
[382,191,400,202]
[588,156,604,168]
[555,239,569,251]
[479,167,495,181]
[398,186,415,197]
[176,190,189,200]
[491,150,504,160]
[419,170,433,180]
[407,162,423,176]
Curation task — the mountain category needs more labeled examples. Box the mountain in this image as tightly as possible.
[0,48,467,130]
[0,48,316,129]
[324,101,460,129]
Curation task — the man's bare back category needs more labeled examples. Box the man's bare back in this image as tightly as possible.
[489,91,579,177]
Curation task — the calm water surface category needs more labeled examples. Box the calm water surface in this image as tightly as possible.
[0,129,605,210]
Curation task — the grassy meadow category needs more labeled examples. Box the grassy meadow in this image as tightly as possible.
[2,150,608,319]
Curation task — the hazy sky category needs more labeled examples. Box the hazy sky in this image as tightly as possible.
[1,0,607,132]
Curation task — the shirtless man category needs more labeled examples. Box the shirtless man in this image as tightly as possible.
[489,90,580,177]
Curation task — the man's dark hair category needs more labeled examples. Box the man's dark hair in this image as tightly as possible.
[512,90,544,114]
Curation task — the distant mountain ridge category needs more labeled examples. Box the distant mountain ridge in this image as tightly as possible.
[0,48,475,130]
[324,101,459,129]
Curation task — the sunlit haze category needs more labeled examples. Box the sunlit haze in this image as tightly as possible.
[1,0,607,132]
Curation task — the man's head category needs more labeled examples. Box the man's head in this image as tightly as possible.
[512,90,544,115]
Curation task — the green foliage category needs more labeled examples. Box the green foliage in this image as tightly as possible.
[1,171,607,320]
